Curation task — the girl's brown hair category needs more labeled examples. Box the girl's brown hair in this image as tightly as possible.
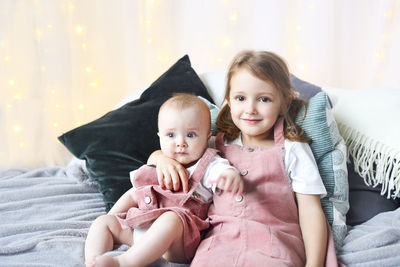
[216,50,311,143]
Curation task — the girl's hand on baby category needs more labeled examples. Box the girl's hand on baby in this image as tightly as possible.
[216,169,244,196]
[155,153,189,193]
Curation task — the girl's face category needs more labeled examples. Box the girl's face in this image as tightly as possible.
[228,68,284,143]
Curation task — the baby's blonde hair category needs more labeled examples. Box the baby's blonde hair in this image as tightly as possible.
[158,93,211,132]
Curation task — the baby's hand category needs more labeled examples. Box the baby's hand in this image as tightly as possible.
[215,169,243,196]
[155,153,189,193]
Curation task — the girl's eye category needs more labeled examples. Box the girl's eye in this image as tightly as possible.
[235,96,245,101]
[187,132,197,138]
[259,97,271,102]
[167,133,174,138]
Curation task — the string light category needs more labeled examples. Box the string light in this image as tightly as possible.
[8,80,15,86]
[85,66,93,72]
[383,10,392,19]
[75,26,83,33]
[146,19,152,25]
[230,13,237,22]
[78,104,84,109]
[223,38,231,47]
[375,51,385,59]
[90,81,98,87]
[19,142,25,149]
[13,125,22,133]
[299,64,307,72]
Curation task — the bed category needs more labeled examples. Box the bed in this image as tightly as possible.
[1,55,399,267]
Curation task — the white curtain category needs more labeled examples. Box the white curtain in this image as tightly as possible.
[1,0,400,169]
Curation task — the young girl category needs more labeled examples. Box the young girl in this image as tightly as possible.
[85,94,242,267]
[149,51,341,266]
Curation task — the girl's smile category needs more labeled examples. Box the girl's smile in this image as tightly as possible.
[241,118,262,124]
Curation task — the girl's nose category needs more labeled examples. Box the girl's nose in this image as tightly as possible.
[245,101,257,114]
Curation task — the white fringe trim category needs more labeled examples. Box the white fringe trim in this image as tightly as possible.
[338,123,400,199]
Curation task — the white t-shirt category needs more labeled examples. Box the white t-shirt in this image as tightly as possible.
[209,136,327,197]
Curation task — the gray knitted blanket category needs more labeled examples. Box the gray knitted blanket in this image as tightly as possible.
[0,163,399,266]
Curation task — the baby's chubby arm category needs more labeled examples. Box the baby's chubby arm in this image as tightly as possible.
[147,150,189,193]
[108,188,138,215]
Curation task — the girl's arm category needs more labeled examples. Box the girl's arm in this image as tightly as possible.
[147,150,189,193]
[108,188,138,215]
[296,193,327,267]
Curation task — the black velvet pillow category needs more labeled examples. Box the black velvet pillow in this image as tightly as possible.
[58,55,214,211]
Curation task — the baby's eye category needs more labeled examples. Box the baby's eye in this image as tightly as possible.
[187,132,197,138]
[259,97,271,102]
[167,133,174,138]
[235,96,245,101]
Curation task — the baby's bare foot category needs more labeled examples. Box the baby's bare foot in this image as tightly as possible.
[95,255,119,267]
[85,256,96,267]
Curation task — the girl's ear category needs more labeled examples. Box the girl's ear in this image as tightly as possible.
[226,97,231,107]
[280,95,293,116]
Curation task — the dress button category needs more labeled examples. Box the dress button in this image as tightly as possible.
[247,147,254,152]
[240,169,248,176]
[144,196,151,204]
[235,195,243,202]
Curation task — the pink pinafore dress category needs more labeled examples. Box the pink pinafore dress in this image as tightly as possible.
[116,148,218,260]
[191,118,341,267]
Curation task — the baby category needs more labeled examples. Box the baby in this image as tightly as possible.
[85,93,243,267]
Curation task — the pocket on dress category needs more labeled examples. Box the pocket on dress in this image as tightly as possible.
[201,223,222,252]
[270,227,305,262]
[248,224,273,257]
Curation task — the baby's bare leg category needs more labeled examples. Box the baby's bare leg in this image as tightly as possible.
[97,211,186,267]
[84,214,133,266]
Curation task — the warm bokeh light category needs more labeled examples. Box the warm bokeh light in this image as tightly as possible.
[0,1,399,169]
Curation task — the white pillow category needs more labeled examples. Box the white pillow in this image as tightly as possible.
[323,85,400,198]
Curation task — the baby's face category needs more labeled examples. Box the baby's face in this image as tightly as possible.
[158,105,211,167]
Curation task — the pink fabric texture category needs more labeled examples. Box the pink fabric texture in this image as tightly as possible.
[116,148,218,260]
[191,118,342,267]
